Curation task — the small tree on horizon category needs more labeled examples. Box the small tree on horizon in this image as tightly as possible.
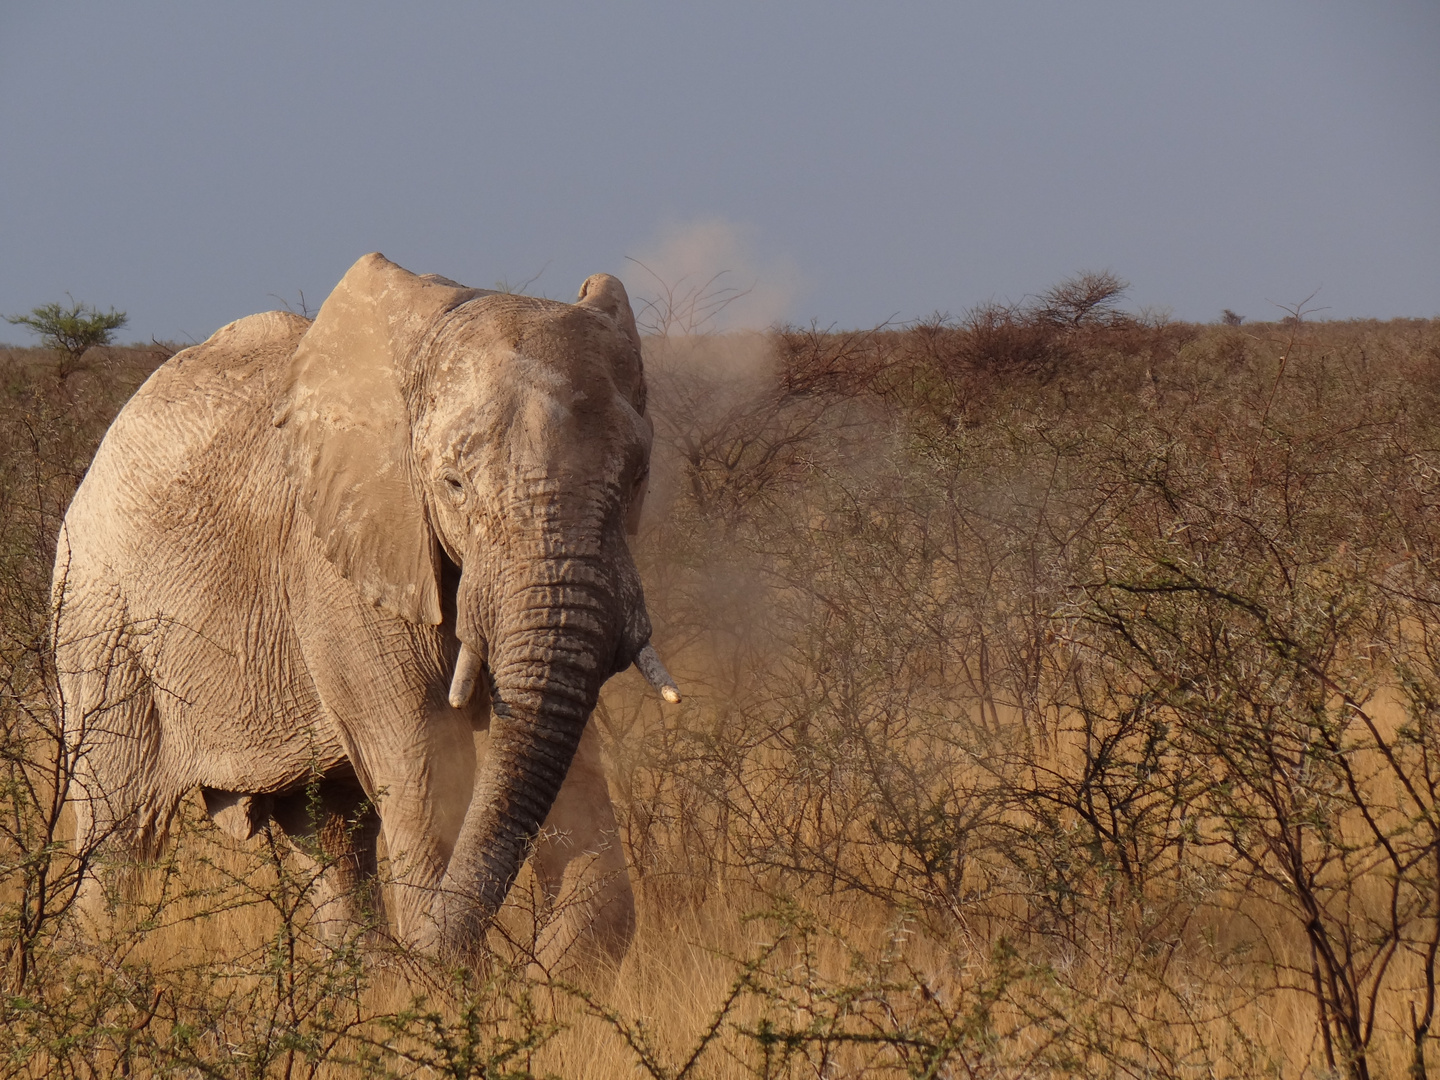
[1034,269,1129,328]
[6,297,128,380]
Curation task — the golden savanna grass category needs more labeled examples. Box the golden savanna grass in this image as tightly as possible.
[4,289,1440,1078]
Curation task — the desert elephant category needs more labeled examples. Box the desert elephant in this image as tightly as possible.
[50,253,680,971]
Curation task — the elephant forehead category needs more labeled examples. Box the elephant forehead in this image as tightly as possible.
[507,376,577,460]
[437,295,641,396]
[436,353,570,442]
[490,348,572,402]
[458,396,627,476]
[444,351,636,448]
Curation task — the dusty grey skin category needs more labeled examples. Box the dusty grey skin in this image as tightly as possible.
[52,253,679,969]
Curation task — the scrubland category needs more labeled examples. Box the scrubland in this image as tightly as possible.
[4,290,1440,1078]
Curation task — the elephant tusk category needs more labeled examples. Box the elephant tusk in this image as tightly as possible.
[449,642,485,708]
[634,643,681,704]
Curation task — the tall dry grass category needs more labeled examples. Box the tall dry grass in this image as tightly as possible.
[4,296,1440,1078]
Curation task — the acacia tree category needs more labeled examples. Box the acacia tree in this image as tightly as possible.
[6,299,128,381]
[1034,269,1129,328]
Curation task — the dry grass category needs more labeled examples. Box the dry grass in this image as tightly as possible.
[5,298,1440,1077]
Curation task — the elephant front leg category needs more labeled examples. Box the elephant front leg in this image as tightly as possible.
[528,721,636,977]
[297,621,482,952]
[356,707,478,952]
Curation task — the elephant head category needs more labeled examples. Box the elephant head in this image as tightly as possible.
[274,253,676,958]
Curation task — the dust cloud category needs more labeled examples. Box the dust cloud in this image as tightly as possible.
[623,219,803,337]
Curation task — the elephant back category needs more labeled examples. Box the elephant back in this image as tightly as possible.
[63,311,311,545]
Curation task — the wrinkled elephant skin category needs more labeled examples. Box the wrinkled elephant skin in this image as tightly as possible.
[52,253,671,970]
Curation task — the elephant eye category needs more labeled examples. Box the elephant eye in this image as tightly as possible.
[440,472,466,505]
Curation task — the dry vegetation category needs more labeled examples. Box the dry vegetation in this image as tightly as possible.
[4,285,1440,1078]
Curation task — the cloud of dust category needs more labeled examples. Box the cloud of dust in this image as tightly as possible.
[617,225,812,674]
[623,219,804,338]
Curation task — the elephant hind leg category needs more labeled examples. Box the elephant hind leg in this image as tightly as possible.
[65,674,183,920]
[270,769,382,940]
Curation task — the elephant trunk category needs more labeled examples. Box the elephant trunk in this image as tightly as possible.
[434,566,622,960]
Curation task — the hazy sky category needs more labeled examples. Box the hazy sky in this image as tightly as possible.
[2,2,1437,343]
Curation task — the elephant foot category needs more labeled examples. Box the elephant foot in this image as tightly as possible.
[431,881,504,971]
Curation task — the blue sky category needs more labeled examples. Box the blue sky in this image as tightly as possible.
[2,2,1437,343]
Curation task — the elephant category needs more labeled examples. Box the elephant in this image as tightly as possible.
[50,253,680,970]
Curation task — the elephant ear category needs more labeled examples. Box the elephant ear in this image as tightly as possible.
[576,273,651,534]
[576,273,646,411]
[274,252,484,624]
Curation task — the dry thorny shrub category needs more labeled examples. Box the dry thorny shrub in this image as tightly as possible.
[4,298,1440,1077]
